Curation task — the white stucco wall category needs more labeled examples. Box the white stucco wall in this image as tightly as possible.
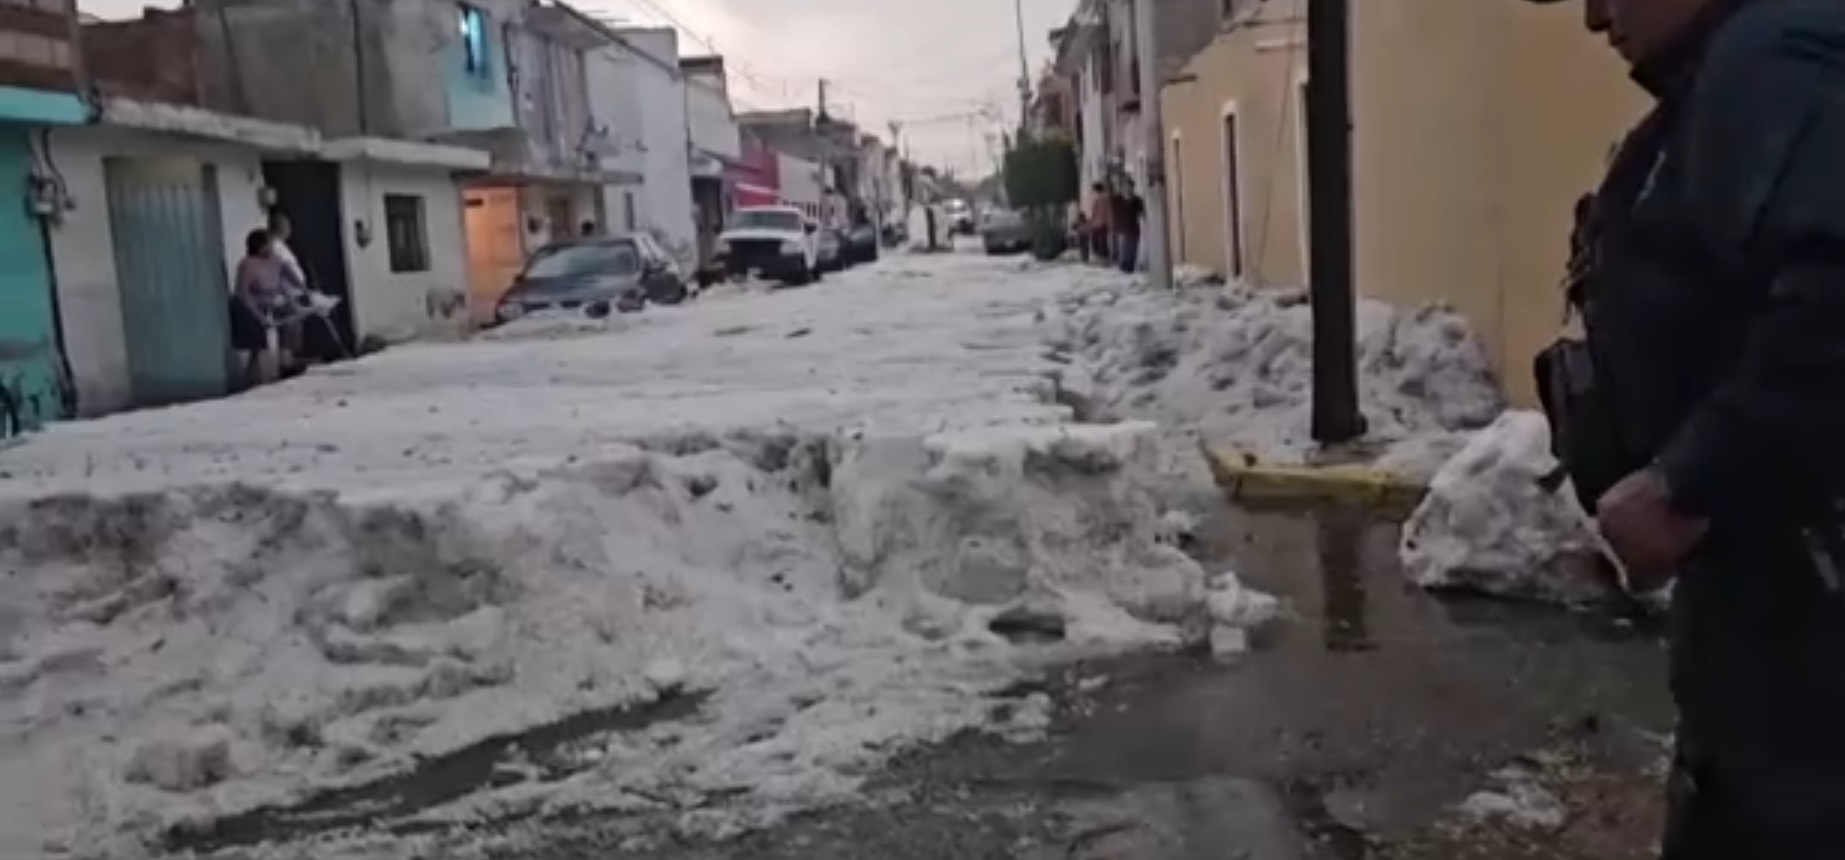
[43,126,266,416]
[338,161,469,345]
[621,28,698,266]
[1079,61,1109,191]
[686,81,739,161]
[776,152,822,210]
[585,42,650,237]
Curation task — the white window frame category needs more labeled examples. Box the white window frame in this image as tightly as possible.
[1219,99,1247,280]
[1170,128,1186,264]
[1294,71,1310,283]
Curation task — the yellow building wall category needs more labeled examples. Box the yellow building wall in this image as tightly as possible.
[1354,0,1646,406]
[1160,8,1308,288]
[1160,0,1646,407]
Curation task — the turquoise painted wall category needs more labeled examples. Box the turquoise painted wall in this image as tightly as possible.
[0,86,86,125]
[0,128,65,433]
[445,5,515,130]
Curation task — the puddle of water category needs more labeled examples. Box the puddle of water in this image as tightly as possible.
[991,502,1675,847]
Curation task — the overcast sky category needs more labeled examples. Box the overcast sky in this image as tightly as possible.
[79,0,1076,178]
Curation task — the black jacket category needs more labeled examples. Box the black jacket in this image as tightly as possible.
[1582,0,1845,532]
[1577,0,1845,809]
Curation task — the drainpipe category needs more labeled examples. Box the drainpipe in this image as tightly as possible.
[347,0,369,134]
[57,0,97,119]
[30,130,79,420]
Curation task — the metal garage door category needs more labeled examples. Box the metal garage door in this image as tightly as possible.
[105,156,232,408]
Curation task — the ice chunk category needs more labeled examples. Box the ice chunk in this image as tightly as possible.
[1400,411,1609,605]
[125,726,237,792]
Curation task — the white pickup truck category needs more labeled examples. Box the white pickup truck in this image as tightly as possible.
[713,206,822,286]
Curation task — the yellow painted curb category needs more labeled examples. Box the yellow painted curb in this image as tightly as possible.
[1202,443,1430,510]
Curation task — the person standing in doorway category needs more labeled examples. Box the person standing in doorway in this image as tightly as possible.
[1111,182,1145,273]
[230,228,287,386]
[264,211,311,370]
[267,212,309,295]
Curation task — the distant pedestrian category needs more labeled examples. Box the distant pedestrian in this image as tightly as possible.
[1111,183,1145,273]
[1087,182,1112,263]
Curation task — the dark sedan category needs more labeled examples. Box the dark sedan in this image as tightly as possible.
[495,235,688,324]
[844,224,879,265]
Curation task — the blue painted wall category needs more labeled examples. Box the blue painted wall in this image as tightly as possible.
[0,128,65,432]
[445,4,515,131]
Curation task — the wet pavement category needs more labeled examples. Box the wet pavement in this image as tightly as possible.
[493,503,1677,860]
[183,503,1675,859]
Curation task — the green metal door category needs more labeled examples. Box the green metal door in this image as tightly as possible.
[105,157,232,407]
[0,129,65,437]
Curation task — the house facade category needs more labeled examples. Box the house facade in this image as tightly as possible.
[732,129,781,208]
[1154,0,1643,406]
[682,57,741,266]
[776,151,825,219]
[44,102,316,413]
[620,27,698,266]
[579,16,651,236]
[0,0,86,432]
[80,1,487,356]
[1053,0,1220,228]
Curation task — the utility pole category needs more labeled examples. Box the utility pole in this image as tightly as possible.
[1014,0,1033,130]
[1305,0,1365,443]
[1133,0,1173,290]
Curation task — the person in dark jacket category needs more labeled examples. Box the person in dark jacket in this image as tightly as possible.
[1110,182,1145,273]
[1530,0,1845,855]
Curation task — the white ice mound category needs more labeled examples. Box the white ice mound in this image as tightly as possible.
[1398,411,1607,604]
[1042,285,1505,479]
[831,421,1207,646]
[0,423,1234,855]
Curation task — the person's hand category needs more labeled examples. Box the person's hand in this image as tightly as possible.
[1596,468,1709,591]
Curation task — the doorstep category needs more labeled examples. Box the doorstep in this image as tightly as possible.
[1201,442,1430,512]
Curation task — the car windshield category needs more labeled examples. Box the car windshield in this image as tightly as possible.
[523,241,640,279]
[731,210,803,232]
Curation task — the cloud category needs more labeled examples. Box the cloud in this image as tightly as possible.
[607,0,1076,177]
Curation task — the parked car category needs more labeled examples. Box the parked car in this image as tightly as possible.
[494,234,687,324]
[816,224,846,272]
[978,207,1033,255]
[881,220,908,248]
[715,206,821,286]
[845,224,880,264]
[944,198,975,236]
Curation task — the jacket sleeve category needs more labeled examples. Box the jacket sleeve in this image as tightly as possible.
[1655,5,1845,521]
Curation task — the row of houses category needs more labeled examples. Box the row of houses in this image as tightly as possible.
[0,0,916,433]
[1033,0,1645,407]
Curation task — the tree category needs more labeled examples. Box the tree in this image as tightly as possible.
[1003,131,1080,259]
